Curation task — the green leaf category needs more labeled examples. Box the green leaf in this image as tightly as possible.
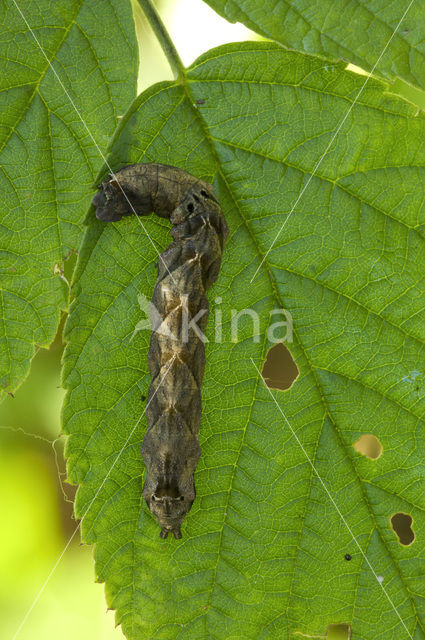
[0,0,138,396]
[63,42,425,639]
[203,0,425,94]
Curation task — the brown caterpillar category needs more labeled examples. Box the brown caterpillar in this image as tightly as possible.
[92,163,228,539]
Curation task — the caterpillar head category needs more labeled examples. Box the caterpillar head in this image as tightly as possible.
[146,491,195,539]
[141,417,201,539]
[143,460,198,539]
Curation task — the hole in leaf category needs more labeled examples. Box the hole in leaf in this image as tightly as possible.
[326,623,352,639]
[262,343,299,391]
[353,434,382,459]
[391,513,415,545]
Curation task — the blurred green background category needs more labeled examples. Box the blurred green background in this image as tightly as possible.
[3,1,423,638]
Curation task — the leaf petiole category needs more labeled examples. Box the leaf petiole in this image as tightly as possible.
[136,0,186,79]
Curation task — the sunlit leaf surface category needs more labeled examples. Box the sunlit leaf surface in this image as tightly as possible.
[63,42,425,639]
[203,0,425,92]
[0,0,138,396]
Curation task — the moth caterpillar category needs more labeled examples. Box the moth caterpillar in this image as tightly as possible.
[93,163,228,539]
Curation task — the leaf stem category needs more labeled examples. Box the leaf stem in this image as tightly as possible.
[136,0,185,79]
